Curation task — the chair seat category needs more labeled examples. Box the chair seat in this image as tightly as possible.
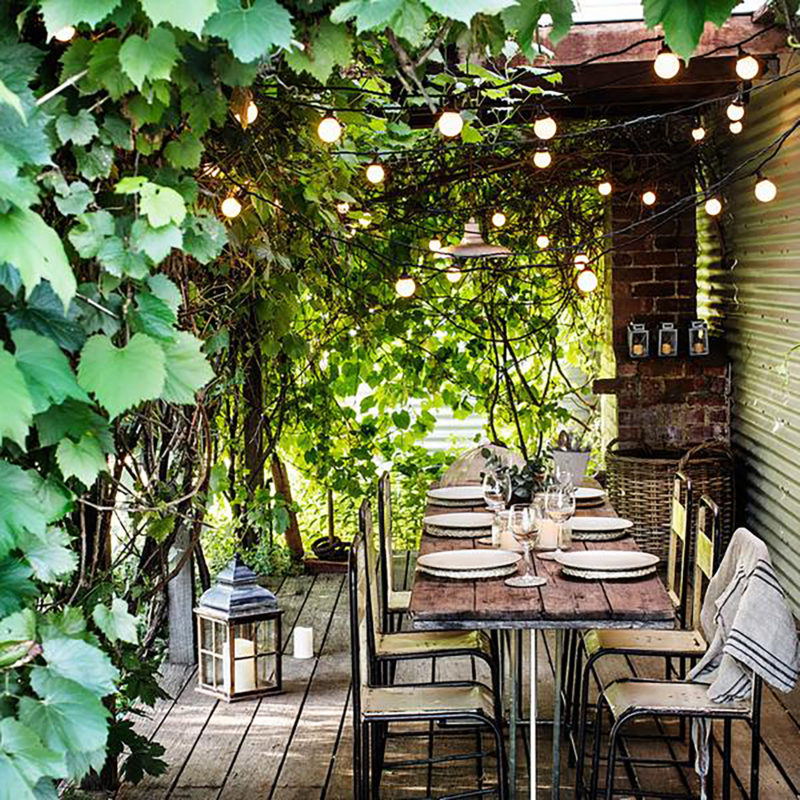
[362,683,495,719]
[583,628,706,657]
[388,590,411,612]
[376,629,491,659]
[605,679,750,720]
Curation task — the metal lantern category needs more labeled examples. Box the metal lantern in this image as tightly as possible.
[689,320,710,356]
[627,323,649,359]
[195,555,282,701]
[436,217,512,259]
[658,322,678,357]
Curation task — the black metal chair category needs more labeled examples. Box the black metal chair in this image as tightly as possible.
[377,471,411,633]
[349,507,509,799]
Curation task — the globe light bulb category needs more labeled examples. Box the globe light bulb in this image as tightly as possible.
[729,121,743,134]
[428,238,442,252]
[54,25,76,42]
[336,201,350,214]
[445,265,462,283]
[705,197,722,216]
[534,115,557,140]
[754,177,777,203]
[726,100,745,122]
[437,111,463,138]
[736,53,759,81]
[365,163,385,184]
[359,213,372,228]
[574,253,589,269]
[692,126,706,141]
[235,101,258,125]
[598,180,612,196]
[221,196,242,218]
[533,151,552,169]
[654,49,680,80]
[317,115,342,143]
[642,190,657,206]
[536,234,550,249]
[576,268,598,293]
[491,211,506,228]
[395,275,416,297]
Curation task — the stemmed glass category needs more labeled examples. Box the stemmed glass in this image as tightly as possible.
[539,482,576,561]
[505,504,547,588]
[482,471,510,513]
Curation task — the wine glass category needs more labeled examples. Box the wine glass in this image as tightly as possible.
[539,482,576,561]
[482,471,510,513]
[505,504,547,588]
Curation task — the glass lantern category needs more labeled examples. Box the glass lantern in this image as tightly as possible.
[627,323,649,359]
[689,320,710,356]
[195,555,282,702]
[658,323,678,357]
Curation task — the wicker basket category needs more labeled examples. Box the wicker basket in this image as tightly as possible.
[606,440,735,561]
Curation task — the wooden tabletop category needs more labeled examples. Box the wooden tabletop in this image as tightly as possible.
[409,493,676,631]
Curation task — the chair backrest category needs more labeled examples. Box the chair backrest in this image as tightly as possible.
[666,471,693,628]
[349,502,377,701]
[377,471,393,631]
[690,494,723,631]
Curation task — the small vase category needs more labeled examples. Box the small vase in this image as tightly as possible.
[551,450,591,486]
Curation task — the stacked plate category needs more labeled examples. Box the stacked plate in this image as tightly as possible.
[575,487,606,509]
[570,516,634,542]
[423,512,493,538]
[427,485,485,508]
[418,549,521,580]
[555,550,659,580]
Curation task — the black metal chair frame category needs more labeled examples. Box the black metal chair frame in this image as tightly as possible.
[377,471,405,634]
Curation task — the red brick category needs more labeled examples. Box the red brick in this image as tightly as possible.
[632,251,679,266]
[632,281,676,298]
[614,298,655,318]
[657,266,695,281]
[654,235,696,250]
[612,252,633,266]
[654,297,695,314]
[614,267,656,282]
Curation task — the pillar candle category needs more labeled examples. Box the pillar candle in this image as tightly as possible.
[223,637,256,693]
[538,519,560,550]
[293,626,314,659]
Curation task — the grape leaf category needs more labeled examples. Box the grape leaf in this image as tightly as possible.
[130,219,183,264]
[78,333,166,418]
[164,131,203,169]
[160,331,214,404]
[0,77,25,123]
[0,348,33,448]
[182,213,228,264]
[55,433,107,487]
[0,559,36,616]
[0,462,61,558]
[129,291,176,341]
[87,39,134,100]
[39,0,122,38]
[0,719,65,799]
[55,110,98,146]
[147,274,182,314]
[97,237,149,279]
[205,0,294,63]
[34,399,114,452]
[68,210,115,258]
[330,0,406,32]
[119,27,179,90]
[92,597,138,644]
[53,181,92,216]
[73,143,114,181]
[140,0,218,35]
[286,20,353,83]
[19,527,77,583]
[138,183,186,228]
[424,0,517,24]
[41,639,118,695]
[643,0,737,60]
[6,282,87,353]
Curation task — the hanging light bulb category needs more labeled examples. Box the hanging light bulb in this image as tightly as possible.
[705,197,722,216]
[642,190,657,206]
[533,114,557,140]
[491,211,506,228]
[729,121,743,134]
[754,175,777,203]
[336,201,350,215]
[653,46,680,80]
[234,100,258,126]
[395,273,416,297]
[735,51,760,81]
[221,196,242,218]
[726,98,745,122]
[533,151,552,169]
[574,253,589,269]
[358,213,372,228]
[598,180,612,196]
[428,238,442,252]
[445,265,462,283]
[576,268,599,293]
[437,110,463,138]
[317,115,342,143]
[536,234,550,249]
[365,162,386,184]
[54,25,76,42]
[691,126,706,141]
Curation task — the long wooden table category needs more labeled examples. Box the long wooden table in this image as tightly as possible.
[409,494,676,800]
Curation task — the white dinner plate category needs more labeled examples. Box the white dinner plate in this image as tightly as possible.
[423,512,494,530]
[554,550,658,572]
[418,549,520,572]
[575,487,605,502]
[570,517,634,533]
[427,486,485,504]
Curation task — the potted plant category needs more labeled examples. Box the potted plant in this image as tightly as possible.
[481,448,546,505]
[549,430,591,486]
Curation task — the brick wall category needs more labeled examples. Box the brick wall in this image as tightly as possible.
[593,170,731,447]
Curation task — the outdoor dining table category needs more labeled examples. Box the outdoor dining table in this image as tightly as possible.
[409,490,676,800]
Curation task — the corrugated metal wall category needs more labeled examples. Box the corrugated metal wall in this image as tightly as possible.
[720,57,800,613]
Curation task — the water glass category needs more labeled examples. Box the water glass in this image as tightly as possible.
[505,504,547,588]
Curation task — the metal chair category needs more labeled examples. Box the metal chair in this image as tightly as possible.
[579,496,762,799]
[377,471,412,633]
[349,509,509,799]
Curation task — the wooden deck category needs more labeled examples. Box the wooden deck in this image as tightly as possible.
[117,555,800,799]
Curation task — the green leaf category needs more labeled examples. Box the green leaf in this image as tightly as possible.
[0,78,25,123]
[129,291,177,341]
[160,331,214,404]
[205,0,294,63]
[53,181,92,216]
[141,0,218,34]
[330,0,406,32]
[39,0,122,38]
[130,219,183,264]
[0,609,36,643]
[0,209,76,311]
[55,110,98,147]
[0,152,39,210]
[73,143,114,181]
[285,20,353,83]
[88,39,134,100]
[182,213,228,264]
[0,719,65,800]
[642,0,736,59]
[147,274,182,314]
[92,597,138,644]
[35,399,114,451]
[11,329,88,414]
[6,283,86,353]
[546,0,574,44]
[164,131,203,169]
[119,27,179,90]
[68,210,115,258]
[97,237,149,279]
[213,52,260,85]
[0,463,55,557]
[55,434,107,487]
[0,559,36,616]
[20,527,77,583]
[426,0,517,23]
[41,638,118,695]
[0,348,33,449]
[78,334,166,419]
[39,607,86,641]
[139,183,186,228]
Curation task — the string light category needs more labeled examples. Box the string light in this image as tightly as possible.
[445,265,462,283]
[395,273,416,297]
[536,234,550,249]
[576,268,599,293]
[705,197,722,216]
[428,238,442,252]
[491,211,506,228]
[729,121,743,134]
[691,126,706,141]
[317,115,342,143]
[365,162,386,184]
[754,175,777,203]
[642,190,657,206]
[437,110,464,138]
[54,25,76,42]
[574,253,589,269]
[234,101,258,125]
[726,98,745,122]
[533,114,557,140]
[336,201,350,214]
[359,213,372,227]
[533,151,552,169]
[735,51,760,81]
[653,46,680,80]
[220,196,242,218]
[598,180,612,196]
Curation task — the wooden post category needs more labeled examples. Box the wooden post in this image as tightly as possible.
[168,524,196,665]
[271,455,304,559]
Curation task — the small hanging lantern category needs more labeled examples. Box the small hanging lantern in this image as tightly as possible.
[689,320,710,356]
[627,323,649,359]
[436,217,511,259]
[658,323,678,357]
[195,555,283,701]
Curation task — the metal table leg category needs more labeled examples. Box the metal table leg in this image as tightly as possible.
[529,629,538,800]
[552,629,562,800]
[510,630,518,800]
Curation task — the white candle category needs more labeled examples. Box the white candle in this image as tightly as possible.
[538,519,560,550]
[293,626,314,659]
[223,637,256,693]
